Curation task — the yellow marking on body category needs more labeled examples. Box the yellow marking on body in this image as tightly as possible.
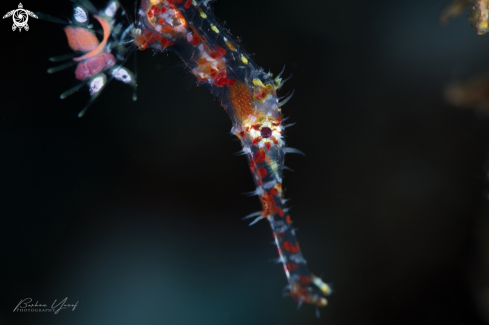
[269,159,280,174]
[252,79,275,102]
[197,7,207,18]
[253,78,265,87]
[223,37,236,51]
[241,54,248,64]
[211,24,220,33]
[192,0,197,5]
[312,276,332,296]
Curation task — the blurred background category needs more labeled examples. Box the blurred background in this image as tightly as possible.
[2,0,489,324]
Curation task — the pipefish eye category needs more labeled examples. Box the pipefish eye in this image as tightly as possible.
[260,127,272,138]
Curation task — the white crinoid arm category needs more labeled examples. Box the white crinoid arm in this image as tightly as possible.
[3,10,14,19]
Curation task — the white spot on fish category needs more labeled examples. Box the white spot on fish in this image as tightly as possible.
[105,1,117,17]
[112,68,132,83]
[73,7,87,23]
[89,76,105,95]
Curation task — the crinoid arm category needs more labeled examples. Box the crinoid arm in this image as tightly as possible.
[41,0,137,116]
[36,12,68,24]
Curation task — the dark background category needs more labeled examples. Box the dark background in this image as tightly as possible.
[2,0,489,324]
